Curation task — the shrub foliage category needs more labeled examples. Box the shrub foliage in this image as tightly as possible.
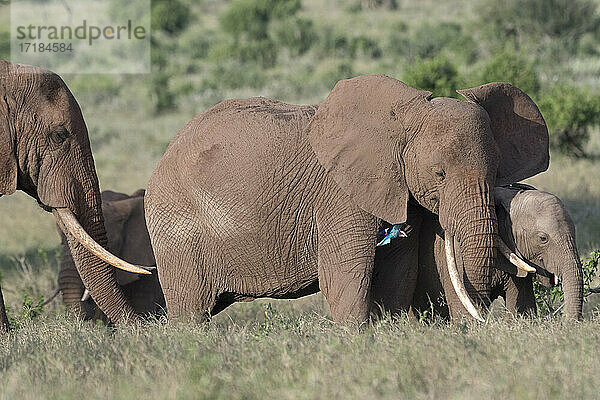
[403,56,463,98]
[478,51,540,95]
[538,86,600,158]
[534,250,600,316]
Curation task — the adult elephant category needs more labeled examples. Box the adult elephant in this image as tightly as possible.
[0,61,150,331]
[58,189,164,319]
[145,75,548,323]
[374,185,583,319]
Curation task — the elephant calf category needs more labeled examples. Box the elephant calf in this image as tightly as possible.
[372,184,582,320]
[58,190,165,319]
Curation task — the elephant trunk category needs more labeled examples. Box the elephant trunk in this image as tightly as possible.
[557,243,583,320]
[55,179,138,324]
[441,179,497,316]
[458,210,496,307]
[444,234,485,321]
[58,261,84,309]
[57,233,84,310]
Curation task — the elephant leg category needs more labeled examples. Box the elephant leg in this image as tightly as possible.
[316,209,378,324]
[152,223,218,322]
[0,285,9,332]
[158,256,217,323]
[505,274,536,316]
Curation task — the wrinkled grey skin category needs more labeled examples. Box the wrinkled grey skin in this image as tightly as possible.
[145,75,549,323]
[58,190,164,320]
[371,185,582,319]
[0,61,135,331]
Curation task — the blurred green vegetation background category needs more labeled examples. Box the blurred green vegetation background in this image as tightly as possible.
[0,0,598,302]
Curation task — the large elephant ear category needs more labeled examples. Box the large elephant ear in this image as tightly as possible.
[307,74,432,224]
[101,190,130,204]
[494,184,536,213]
[494,186,520,213]
[457,83,549,185]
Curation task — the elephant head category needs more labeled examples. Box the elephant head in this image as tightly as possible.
[495,185,583,318]
[307,75,548,320]
[409,185,581,320]
[58,189,163,319]
[0,61,149,327]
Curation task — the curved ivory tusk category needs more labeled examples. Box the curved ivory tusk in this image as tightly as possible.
[53,208,152,275]
[42,287,60,306]
[81,289,91,302]
[497,239,536,274]
[444,235,485,322]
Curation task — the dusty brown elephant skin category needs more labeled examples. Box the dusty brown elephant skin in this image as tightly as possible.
[372,185,582,320]
[145,74,549,323]
[58,190,164,319]
[0,60,147,331]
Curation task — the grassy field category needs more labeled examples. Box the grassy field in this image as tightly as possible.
[1,0,600,398]
[3,304,600,399]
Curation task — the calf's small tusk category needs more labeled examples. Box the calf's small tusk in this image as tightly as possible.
[497,239,536,274]
[42,288,60,306]
[81,289,91,302]
[444,234,485,322]
[53,208,152,275]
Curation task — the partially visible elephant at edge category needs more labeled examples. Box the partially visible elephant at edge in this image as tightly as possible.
[0,61,148,331]
[371,184,582,319]
[144,74,558,324]
[58,189,164,320]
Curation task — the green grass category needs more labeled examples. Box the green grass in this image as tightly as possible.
[3,304,600,400]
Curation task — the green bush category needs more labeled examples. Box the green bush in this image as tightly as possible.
[178,31,212,60]
[67,75,122,106]
[8,293,45,330]
[316,28,349,58]
[349,0,398,10]
[478,51,540,95]
[577,33,600,56]
[534,250,600,315]
[407,22,476,63]
[537,85,600,158]
[270,16,317,56]
[385,22,409,58]
[232,39,278,67]
[349,35,382,59]
[218,0,307,67]
[477,0,600,54]
[150,71,176,113]
[200,60,268,90]
[317,61,355,90]
[220,0,301,41]
[316,29,382,59]
[151,0,191,35]
[403,56,463,98]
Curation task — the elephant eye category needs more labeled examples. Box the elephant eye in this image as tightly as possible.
[538,232,549,244]
[50,127,70,145]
